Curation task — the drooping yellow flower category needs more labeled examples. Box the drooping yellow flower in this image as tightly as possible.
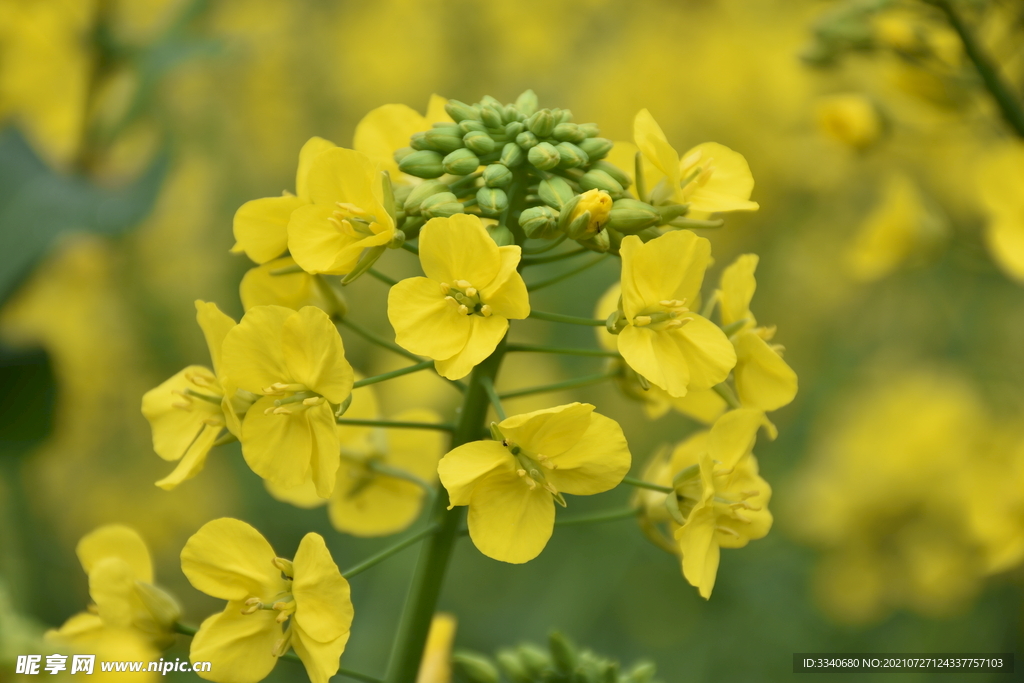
[287,147,399,275]
[438,403,631,564]
[615,230,735,398]
[221,305,353,496]
[814,93,882,149]
[977,143,1024,283]
[239,256,345,315]
[181,518,353,683]
[142,301,242,490]
[388,214,529,380]
[232,136,337,264]
[49,525,181,650]
[353,94,450,181]
[717,254,797,412]
[633,109,758,214]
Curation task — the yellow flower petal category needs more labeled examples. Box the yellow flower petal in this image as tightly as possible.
[180,518,286,602]
[619,232,710,319]
[544,411,631,496]
[986,214,1024,282]
[438,440,513,507]
[265,477,327,510]
[306,147,393,232]
[433,314,507,380]
[353,104,428,179]
[87,557,137,629]
[141,366,221,462]
[617,325,690,397]
[189,605,281,683]
[419,214,501,289]
[734,332,798,411]
[669,430,710,472]
[291,628,349,683]
[287,204,391,275]
[468,472,555,564]
[292,533,353,643]
[196,300,237,378]
[718,254,758,329]
[674,502,720,599]
[296,136,337,201]
[498,403,594,458]
[239,257,336,312]
[222,305,293,394]
[240,397,313,489]
[329,474,423,537]
[674,315,736,391]
[682,142,758,213]
[416,613,456,683]
[77,524,153,583]
[708,408,764,468]
[232,195,305,265]
[155,422,219,490]
[388,277,472,360]
[480,246,530,319]
[281,306,353,403]
[308,403,342,497]
[633,109,680,182]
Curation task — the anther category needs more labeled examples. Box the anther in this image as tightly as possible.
[457,304,470,315]
[444,295,458,307]
[516,469,527,477]
[439,282,451,294]
[465,287,477,297]
[454,280,472,288]
[302,396,324,406]
[480,304,492,317]
[664,320,684,329]
[659,299,686,307]
[272,407,293,415]
[172,401,192,410]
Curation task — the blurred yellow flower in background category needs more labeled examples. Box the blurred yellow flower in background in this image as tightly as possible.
[815,93,882,150]
[977,143,1024,283]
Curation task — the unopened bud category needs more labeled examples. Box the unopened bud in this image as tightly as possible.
[500,141,524,168]
[608,198,661,233]
[482,163,512,188]
[538,176,575,209]
[502,104,521,124]
[423,127,464,154]
[480,105,503,129]
[409,131,429,151]
[403,180,449,216]
[580,169,624,194]
[527,109,555,137]
[487,224,515,246]
[515,131,539,149]
[579,137,613,160]
[453,651,500,683]
[549,632,577,674]
[528,142,560,170]
[459,119,487,134]
[515,89,539,117]
[421,192,464,218]
[555,108,573,123]
[578,122,600,137]
[584,227,611,252]
[519,205,560,239]
[392,146,415,165]
[553,122,586,143]
[504,120,524,137]
[463,130,496,155]
[476,187,508,217]
[517,644,550,676]
[341,244,387,284]
[398,150,444,178]
[564,189,613,236]
[496,651,531,683]
[556,141,589,168]
[627,662,658,683]
[445,99,480,122]
[442,148,480,175]
[593,160,632,188]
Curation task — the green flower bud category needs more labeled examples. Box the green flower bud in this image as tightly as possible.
[398,150,444,178]
[527,109,555,137]
[410,131,429,151]
[553,122,586,143]
[515,89,539,117]
[496,653,531,683]
[445,99,480,122]
[607,198,661,233]
[423,128,464,153]
[504,120,524,138]
[480,95,502,108]
[452,652,500,683]
[516,131,539,149]
[502,104,521,123]
[459,119,487,134]
[626,662,657,683]
[480,105,503,129]
[500,141,525,167]
[392,146,415,165]
[549,633,577,674]
[658,203,689,223]
[476,187,508,216]
[566,210,592,240]
[517,644,550,677]
[556,141,589,168]
[482,163,512,188]
[442,148,480,176]
[593,159,632,188]
[519,205,560,239]
[341,244,388,285]
[421,192,464,218]
[556,108,573,123]
[528,141,561,170]
[487,223,515,246]
[579,137,613,160]
[580,168,624,194]
[403,179,449,215]
[579,122,600,137]
[637,226,662,242]
[581,226,611,252]
[538,176,574,209]
[463,130,495,155]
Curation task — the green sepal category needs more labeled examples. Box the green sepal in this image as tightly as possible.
[538,176,574,209]
[442,148,480,175]
[579,169,624,194]
[403,180,449,216]
[527,109,555,137]
[445,99,480,122]
[549,632,578,675]
[608,198,661,233]
[482,163,512,188]
[398,150,444,178]
[515,89,539,117]
[579,137,613,161]
[553,122,586,143]
[341,244,387,285]
[487,224,515,246]
[452,651,501,683]
[379,171,397,225]
[476,187,508,217]
[500,142,525,167]
[556,141,589,168]
[519,205,560,239]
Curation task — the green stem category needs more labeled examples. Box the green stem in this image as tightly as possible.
[521,247,589,266]
[522,233,567,255]
[270,264,304,276]
[212,431,237,447]
[342,525,439,579]
[505,343,619,358]
[481,376,506,420]
[335,418,454,431]
[712,382,741,410]
[620,476,674,494]
[930,0,1024,139]
[527,254,609,291]
[353,360,434,389]
[669,217,724,229]
[555,506,639,527]
[400,242,419,256]
[528,310,607,327]
[368,268,398,287]
[499,370,616,400]
[384,339,508,683]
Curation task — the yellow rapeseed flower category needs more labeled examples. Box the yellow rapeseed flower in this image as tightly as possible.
[977,143,1024,283]
[814,93,882,149]
[142,301,241,490]
[232,136,336,264]
[438,403,631,564]
[616,230,736,398]
[633,109,758,214]
[388,214,529,380]
[221,305,353,497]
[287,147,399,275]
[353,94,450,181]
[181,518,353,683]
[718,254,797,412]
[239,256,344,315]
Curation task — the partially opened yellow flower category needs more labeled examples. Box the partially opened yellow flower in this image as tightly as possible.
[633,109,758,214]
[232,136,336,264]
[354,94,450,181]
[388,214,529,380]
[615,230,735,398]
[718,254,797,412]
[181,518,353,683]
[221,305,353,496]
[438,403,631,563]
[977,143,1024,283]
[142,301,240,490]
[49,525,181,650]
[239,256,344,315]
[287,147,399,275]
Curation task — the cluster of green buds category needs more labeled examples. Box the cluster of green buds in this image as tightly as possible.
[391,90,676,255]
[452,632,660,683]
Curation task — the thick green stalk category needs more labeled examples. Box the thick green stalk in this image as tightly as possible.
[384,338,507,683]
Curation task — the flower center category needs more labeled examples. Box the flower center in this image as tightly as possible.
[240,558,298,658]
[327,202,379,238]
[261,382,327,416]
[440,280,493,317]
[502,438,567,506]
[678,150,716,195]
[631,299,693,331]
